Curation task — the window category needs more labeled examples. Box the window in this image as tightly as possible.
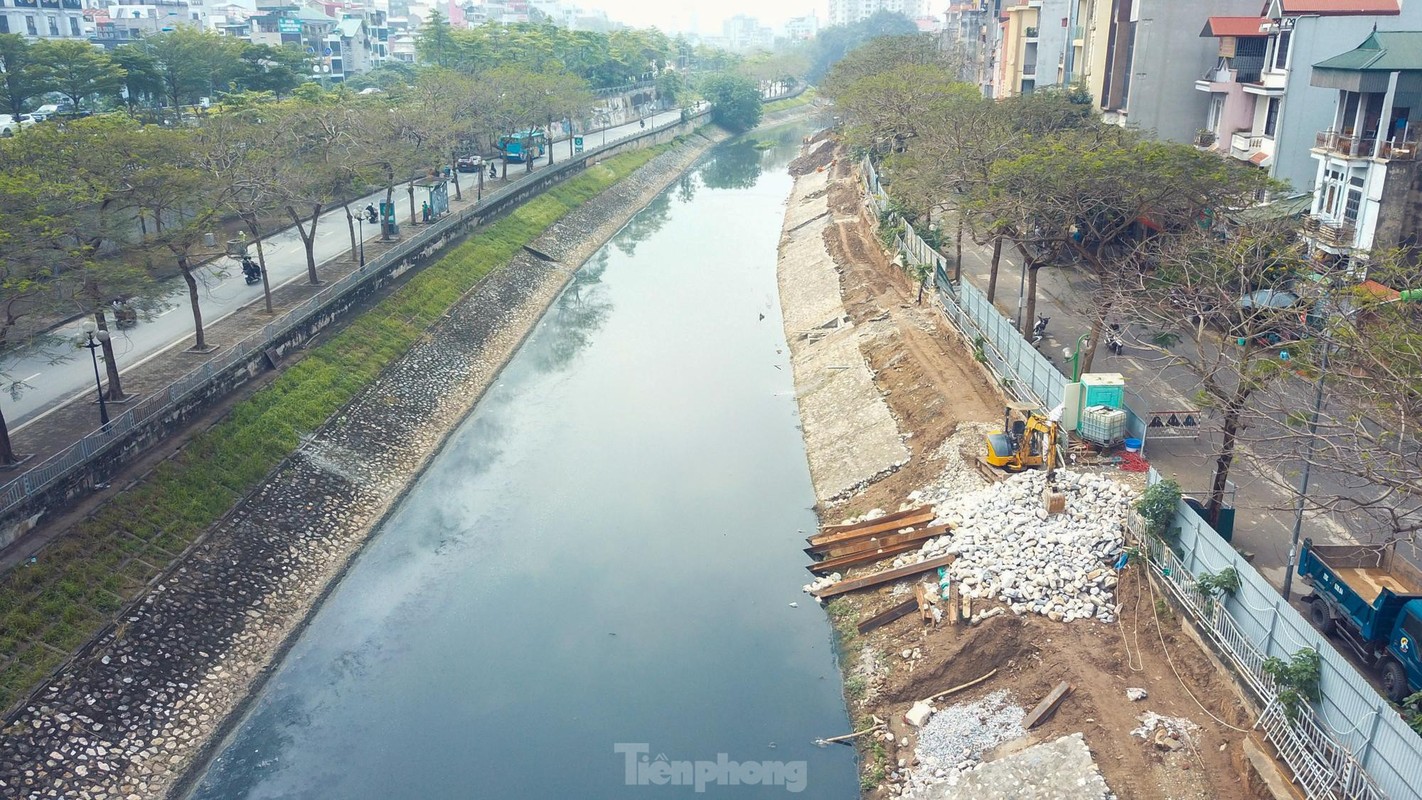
[68,15,77,35]
[0,16,8,33]
[24,14,35,35]
[1344,189,1362,224]
[46,14,56,35]
[1264,97,1280,137]
[1274,31,1291,70]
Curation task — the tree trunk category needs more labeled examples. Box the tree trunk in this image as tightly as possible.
[408,184,417,226]
[1208,390,1250,526]
[286,205,322,285]
[954,212,964,283]
[247,220,274,314]
[1079,315,1105,375]
[0,403,14,465]
[382,180,395,240]
[345,204,358,261]
[986,236,1003,303]
[449,149,463,201]
[176,252,206,351]
[1022,261,1042,339]
[94,311,125,401]
[500,160,507,180]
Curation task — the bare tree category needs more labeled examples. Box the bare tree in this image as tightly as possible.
[1111,220,1314,524]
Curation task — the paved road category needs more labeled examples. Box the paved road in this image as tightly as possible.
[0,109,685,431]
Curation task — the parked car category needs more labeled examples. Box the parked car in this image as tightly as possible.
[31,104,60,122]
[455,154,483,173]
[0,114,36,136]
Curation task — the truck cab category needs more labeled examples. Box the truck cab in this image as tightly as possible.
[1386,600,1422,702]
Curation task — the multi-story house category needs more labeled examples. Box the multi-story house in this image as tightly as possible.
[828,0,925,28]
[1094,0,1258,144]
[943,1,998,95]
[1304,30,1422,267]
[0,0,90,39]
[1194,0,1415,194]
[994,0,1071,98]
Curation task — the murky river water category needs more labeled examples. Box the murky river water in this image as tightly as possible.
[188,121,858,799]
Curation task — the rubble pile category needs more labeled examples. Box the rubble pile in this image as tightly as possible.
[903,690,1025,794]
[910,469,1133,624]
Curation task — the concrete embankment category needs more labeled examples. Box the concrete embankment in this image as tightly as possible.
[0,130,733,800]
[775,138,908,503]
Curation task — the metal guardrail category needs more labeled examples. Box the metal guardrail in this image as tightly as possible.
[1145,467,1413,800]
[0,110,706,523]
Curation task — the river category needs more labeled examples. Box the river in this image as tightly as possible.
[187,121,858,799]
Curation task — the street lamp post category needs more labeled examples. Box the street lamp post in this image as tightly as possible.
[77,321,110,427]
[1281,340,1328,602]
[356,215,366,267]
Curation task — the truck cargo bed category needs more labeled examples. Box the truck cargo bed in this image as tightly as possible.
[1333,567,1421,605]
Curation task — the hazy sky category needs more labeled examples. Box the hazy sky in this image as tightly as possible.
[584,0,826,34]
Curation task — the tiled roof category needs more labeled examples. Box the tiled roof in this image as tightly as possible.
[1314,31,1422,71]
[1280,0,1399,15]
[1200,16,1270,37]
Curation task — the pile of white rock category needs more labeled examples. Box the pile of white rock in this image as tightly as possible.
[901,690,1026,795]
[901,469,1134,624]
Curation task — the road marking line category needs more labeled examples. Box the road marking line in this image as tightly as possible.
[21,372,41,383]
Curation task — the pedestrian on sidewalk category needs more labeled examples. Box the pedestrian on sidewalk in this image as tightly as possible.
[421,201,431,223]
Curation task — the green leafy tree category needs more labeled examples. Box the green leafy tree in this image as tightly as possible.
[31,39,125,111]
[807,10,919,82]
[111,44,164,113]
[700,73,762,133]
[140,28,245,112]
[0,34,50,119]
[235,43,311,98]
[416,10,457,68]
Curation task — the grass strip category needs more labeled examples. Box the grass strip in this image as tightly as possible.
[764,89,818,114]
[0,143,668,713]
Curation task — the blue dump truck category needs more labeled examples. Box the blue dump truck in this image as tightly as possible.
[1299,539,1422,702]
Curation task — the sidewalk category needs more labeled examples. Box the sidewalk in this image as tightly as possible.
[949,230,1355,588]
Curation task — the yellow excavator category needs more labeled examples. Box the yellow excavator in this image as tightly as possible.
[981,401,1062,474]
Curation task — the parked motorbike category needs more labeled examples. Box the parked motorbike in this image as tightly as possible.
[242,256,262,285]
[489,162,498,179]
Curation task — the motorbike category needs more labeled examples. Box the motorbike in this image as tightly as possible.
[113,303,138,330]
[241,257,262,285]
[1030,314,1049,346]
[489,162,498,179]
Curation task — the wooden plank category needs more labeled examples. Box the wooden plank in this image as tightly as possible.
[812,553,956,599]
[807,509,936,548]
[947,583,960,625]
[807,540,933,575]
[1023,682,1073,730]
[817,505,932,536]
[811,523,951,558]
[914,583,932,623]
[856,598,919,634]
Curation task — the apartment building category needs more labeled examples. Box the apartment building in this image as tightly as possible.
[0,0,90,39]
[828,0,925,28]
[1304,30,1422,265]
[993,0,1070,97]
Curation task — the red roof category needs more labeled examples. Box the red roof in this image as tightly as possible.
[1279,0,1400,15]
[1201,16,1269,36]
[1359,280,1401,301]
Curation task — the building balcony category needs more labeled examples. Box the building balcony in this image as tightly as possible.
[1231,131,1263,154]
[1194,130,1217,148]
[1314,130,1377,160]
[1024,26,1038,40]
[1303,215,1357,249]
[1378,138,1421,161]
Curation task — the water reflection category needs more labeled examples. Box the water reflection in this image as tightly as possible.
[536,250,612,372]
[700,139,763,190]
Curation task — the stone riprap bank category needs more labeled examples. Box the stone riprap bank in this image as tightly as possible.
[0,134,728,800]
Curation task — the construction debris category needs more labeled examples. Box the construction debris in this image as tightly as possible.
[1023,681,1073,729]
